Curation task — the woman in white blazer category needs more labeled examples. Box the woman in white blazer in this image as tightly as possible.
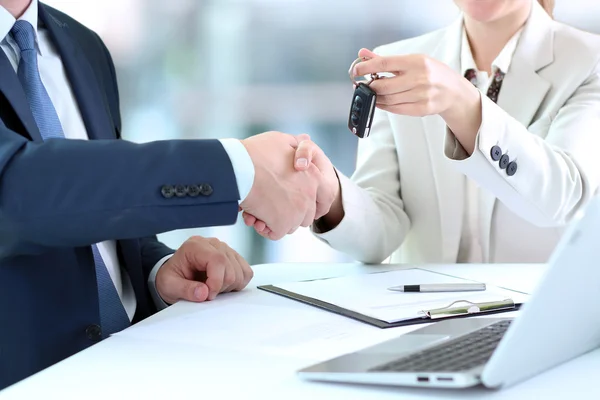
[248,0,600,265]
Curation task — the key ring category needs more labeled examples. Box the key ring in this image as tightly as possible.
[349,57,380,86]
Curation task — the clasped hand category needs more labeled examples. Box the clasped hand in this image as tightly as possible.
[239,131,338,240]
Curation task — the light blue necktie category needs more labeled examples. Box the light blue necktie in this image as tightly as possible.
[11,20,130,336]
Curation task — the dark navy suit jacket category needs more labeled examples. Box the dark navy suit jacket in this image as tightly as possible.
[0,4,240,390]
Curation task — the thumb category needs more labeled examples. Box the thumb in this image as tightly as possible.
[294,139,317,171]
[358,48,377,60]
[168,276,210,303]
[296,140,330,174]
[295,133,311,144]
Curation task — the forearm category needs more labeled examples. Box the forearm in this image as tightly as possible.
[313,173,410,264]
[0,130,240,250]
[440,78,483,155]
[445,96,600,226]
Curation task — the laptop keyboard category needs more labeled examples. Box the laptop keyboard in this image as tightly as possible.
[370,320,512,373]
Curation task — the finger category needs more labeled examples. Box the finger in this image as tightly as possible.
[163,274,210,303]
[354,55,410,78]
[222,248,241,293]
[368,74,417,96]
[300,174,318,227]
[253,219,267,232]
[242,212,257,227]
[225,244,244,292]
[294,140,316,171]
[256,227,270,238]
[295,133,311,145]
[314,166,340,221]
[225,247,245,291]
[314,196,334,221]
[267,229,286,241]
[288,226,298,234]
[358,48,377,60]
[378,101,428,117]
[234,252,254,290]
[300,201,317,227]
[297,140,329,174]
[201,248,227,300]
[302,149,337,221]
[376,90,426,107]
[252,223,271,237]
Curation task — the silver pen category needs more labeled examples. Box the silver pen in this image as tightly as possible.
[387,283,486,293]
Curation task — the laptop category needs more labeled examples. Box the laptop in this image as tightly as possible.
[298,194,600,389]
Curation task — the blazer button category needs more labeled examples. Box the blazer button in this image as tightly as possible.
[174,185,188,197]
[86,324,102,342]
[187,184,200,197]
[506,161,518,176]
[161,185,175,198]
[199,184,213,196]
[490,145,502,161]
[499,154,510,169]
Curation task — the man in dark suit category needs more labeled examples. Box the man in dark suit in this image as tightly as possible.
[0,0,330,390]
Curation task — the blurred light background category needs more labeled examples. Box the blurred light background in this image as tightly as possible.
[45,0,600,265]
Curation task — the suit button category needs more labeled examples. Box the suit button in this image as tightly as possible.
[187,184,200,197]
[499,154,510,169]
[161,185,175,198]
[174,185,188,197]
[490,145,502,161]
[86,324,102,342]
[199,184,213,196]
[506,161,518,176]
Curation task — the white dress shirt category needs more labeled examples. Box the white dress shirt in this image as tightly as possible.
[0,0,255,315]
[457,28,522,263]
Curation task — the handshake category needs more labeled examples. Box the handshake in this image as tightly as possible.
[238,131,342,240]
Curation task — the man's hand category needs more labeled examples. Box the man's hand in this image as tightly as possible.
[242,137,343,237]
[156,236,253,304]
[240,131,322,240]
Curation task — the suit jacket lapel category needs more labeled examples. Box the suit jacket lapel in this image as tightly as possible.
[0,49,43,141]
[422,17,465,263]
[478,1,554,261]
[38,4,116,140]
[496,2,553,127]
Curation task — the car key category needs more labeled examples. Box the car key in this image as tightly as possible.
[348,82,377,138]
[348,57,380,138]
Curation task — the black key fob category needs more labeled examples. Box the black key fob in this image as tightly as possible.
[348,83,377,138]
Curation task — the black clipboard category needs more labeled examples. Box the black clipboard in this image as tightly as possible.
[258,272,524,329]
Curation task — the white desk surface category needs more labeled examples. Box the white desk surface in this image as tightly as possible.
[2,262,599,400]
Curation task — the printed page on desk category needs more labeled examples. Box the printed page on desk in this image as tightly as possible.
[274,269,529,323]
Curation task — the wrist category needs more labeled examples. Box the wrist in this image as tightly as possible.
[320,172,344,231]
[440,81,482,155]
[220,138,256,203]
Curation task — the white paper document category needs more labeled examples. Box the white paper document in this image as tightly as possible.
[273,268,529,323]
[115,303,407,360]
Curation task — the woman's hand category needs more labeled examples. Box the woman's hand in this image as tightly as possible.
[354,48,482,153]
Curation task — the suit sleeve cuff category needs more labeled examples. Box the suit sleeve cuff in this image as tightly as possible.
[148,254,174,310]
[218,139,255,202]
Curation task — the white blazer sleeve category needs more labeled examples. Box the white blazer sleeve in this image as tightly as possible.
[312,109,411,264]
[445,62,600,227]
